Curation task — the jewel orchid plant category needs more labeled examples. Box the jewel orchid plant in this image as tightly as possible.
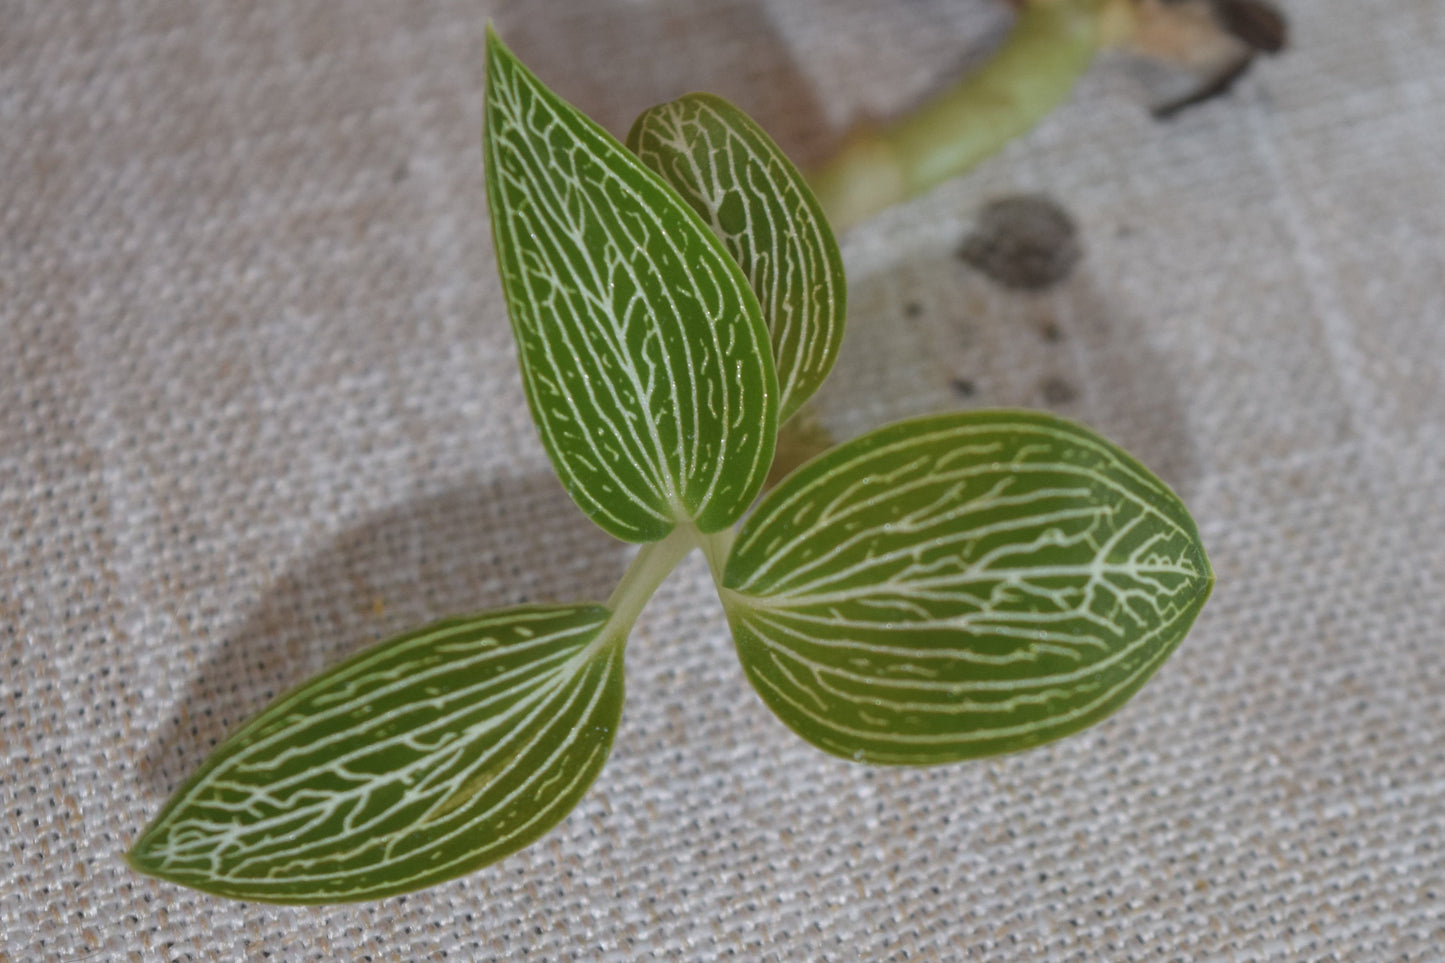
[127,29,1212,904]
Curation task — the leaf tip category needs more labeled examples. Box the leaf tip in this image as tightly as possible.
[483,23,518,82]
[483,20,503,52]
[124,832,163,883]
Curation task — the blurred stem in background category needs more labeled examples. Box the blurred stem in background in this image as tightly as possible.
[808,0,1286,232]
[782,0,1284,481]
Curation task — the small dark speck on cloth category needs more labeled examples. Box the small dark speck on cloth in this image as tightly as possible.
[950,377,977,398]
[1040,376,1078,405]
[958,194,1081,292]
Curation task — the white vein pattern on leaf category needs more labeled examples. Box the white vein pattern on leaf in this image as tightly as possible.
[752,504,1191,611]
[492,68,686,510]
[723,415,1208,759]
[246,661,611,884]
[141,608,621,897]
[741,608,1185,756]
[489,69,674,525]
[488,57,771,534]
[634,96,842,420]
[150,623,581,843]
[732,421,1178,578]
[737,586,1194,697]
[744,654,1150,753]
[164,654,613,889]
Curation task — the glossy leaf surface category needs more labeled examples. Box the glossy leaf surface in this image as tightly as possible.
[723,411,1212,764]
[628,94,846,423]
[130,605,622,902]
[485,32,777,541]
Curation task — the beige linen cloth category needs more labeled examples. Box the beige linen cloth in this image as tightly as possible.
[3,2,1442,959]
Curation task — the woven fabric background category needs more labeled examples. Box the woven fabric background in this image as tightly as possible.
[3,1,1443,959]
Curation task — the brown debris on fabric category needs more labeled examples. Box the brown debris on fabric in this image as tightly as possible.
[1128,0,1288,118]
[1214,0,1287,53]
[1151,53,1256,119]
[1039,374,1080,406]
[958,194,1082,292]
[949,376,978,398]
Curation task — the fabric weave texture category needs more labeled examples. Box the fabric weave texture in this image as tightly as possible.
[2,2,1442,959]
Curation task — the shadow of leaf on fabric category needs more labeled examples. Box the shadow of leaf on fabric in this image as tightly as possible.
[140,471,630,795]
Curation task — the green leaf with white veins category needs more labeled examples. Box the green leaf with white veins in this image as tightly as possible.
[485,31,777,542]
[628,94,846,423]
[128,605,623,903]
[722,410,1212,765]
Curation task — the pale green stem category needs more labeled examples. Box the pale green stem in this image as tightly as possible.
[809,0,1105,231]
[694,526,745,621]
[592,523,739,656]
[694,527,736,587]
[600,524,697,644]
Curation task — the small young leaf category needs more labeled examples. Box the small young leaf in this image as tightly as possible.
[722,411,1212,765]
[129,605,622,903]
[628,94,846,423]
[485,31,777,542]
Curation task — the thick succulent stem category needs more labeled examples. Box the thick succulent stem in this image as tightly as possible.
[809,0,1118,231]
